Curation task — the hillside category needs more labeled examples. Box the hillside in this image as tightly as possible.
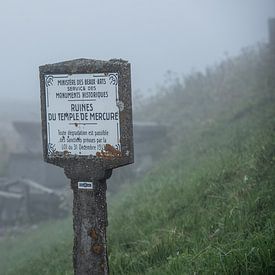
[1,44,275,274]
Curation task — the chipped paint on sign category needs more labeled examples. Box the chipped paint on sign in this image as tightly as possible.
[96,144,122,159]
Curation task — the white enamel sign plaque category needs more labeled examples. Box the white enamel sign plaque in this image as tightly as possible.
[44,73,121,156]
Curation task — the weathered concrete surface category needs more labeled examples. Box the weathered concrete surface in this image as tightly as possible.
[39,58,134,275]
[39,59,134,170]
[71,179,108,275]
[39,59,134,275]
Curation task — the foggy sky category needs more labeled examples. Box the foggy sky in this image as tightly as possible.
[0,0,274,103]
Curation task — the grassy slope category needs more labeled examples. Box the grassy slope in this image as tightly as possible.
[1,45,275,274]
[0,219,73,275]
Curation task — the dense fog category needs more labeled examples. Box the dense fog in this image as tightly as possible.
[0,1,275,274]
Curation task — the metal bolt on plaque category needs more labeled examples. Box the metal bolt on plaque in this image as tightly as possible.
[39,59,134,275]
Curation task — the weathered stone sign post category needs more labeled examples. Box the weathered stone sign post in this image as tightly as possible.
[39,59,134,274]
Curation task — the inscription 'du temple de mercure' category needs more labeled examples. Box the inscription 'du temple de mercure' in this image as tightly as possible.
[45,73,121,156]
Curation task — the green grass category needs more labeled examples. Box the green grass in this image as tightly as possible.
[1,44,275,274]
[108,115,275,274]
[0,219,73,275]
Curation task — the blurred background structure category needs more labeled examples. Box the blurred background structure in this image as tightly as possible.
[0,119,168,226]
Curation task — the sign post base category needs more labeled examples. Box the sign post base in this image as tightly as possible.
[71,178,109,275]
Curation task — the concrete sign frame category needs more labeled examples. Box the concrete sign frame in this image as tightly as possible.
[40,58,134,174]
